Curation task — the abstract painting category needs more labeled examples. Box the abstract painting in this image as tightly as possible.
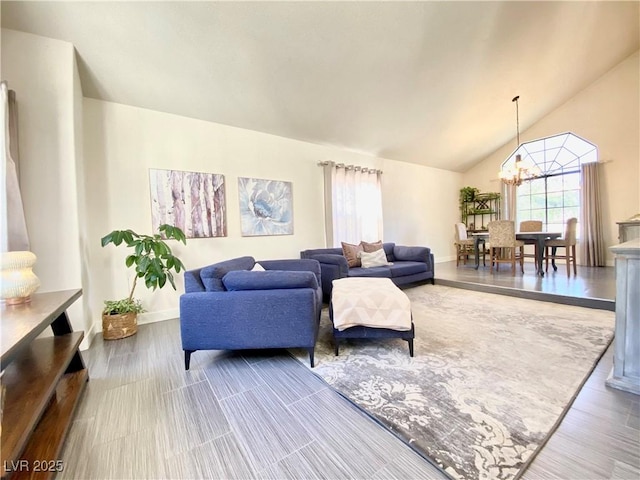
[238,177,293,236]
[149,169,226,238]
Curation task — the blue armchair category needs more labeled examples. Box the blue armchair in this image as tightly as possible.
[180,256,322,369]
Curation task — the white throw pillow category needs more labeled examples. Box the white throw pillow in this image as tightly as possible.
[359,249,390,268]
[251,262,266,271]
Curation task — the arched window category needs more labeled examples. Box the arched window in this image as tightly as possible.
[502,132,597,233]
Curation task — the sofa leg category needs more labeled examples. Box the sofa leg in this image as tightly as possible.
[407,339,414,357]
[184,350,195,370]
[308,348,315,368]
[334,340,340,356]
[430,278,435,285]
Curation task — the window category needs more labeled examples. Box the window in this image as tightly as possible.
[502,132,597,232]
[321,162,383,247]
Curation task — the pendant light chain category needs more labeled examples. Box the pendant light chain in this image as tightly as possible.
[512,95,520,147]
[499,94,539,186]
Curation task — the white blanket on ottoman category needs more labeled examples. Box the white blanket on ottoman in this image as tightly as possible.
[331,277,412,331]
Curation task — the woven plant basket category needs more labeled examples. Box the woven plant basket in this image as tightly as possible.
[102,312,138,340]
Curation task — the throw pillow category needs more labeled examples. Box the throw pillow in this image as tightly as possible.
[360,240,383,253]
[360,249,390,268]
[251,262,266,271]
[341,241,363,268]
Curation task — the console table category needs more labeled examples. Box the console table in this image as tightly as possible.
[1,289,88,479]
[606,239,640,395]
[616,219,640,243]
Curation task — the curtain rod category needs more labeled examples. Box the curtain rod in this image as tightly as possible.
[317,161,382,174]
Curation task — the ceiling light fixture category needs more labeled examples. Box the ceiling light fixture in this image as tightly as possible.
[499,95,539,186]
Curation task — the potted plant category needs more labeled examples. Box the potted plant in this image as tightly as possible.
[459,186,480,225]
[459,186,480,203]
[100,224,186,340]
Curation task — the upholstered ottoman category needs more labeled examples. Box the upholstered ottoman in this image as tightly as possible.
[329,277,414,356]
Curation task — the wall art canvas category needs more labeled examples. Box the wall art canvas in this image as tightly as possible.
[149,169,227,238]
[238,177,293,236]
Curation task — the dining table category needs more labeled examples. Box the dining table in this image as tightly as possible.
[472,231,562,276]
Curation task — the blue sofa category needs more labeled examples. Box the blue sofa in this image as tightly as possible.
[300,242,434,301]
[180,256,322,368]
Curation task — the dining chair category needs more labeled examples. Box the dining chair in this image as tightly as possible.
[454,223,475,266]
[545,217,578,277]
[487,220,524,276]
[519,220,543,267]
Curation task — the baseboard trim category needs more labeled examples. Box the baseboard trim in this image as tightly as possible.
[88,308,180,347]
[80,322,97,351]
[138,308,179,325]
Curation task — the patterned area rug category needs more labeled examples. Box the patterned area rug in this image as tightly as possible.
[295,284,615,480]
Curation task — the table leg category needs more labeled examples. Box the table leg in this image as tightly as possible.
[51,310,86,372]
[481,240,486,266]
[474,236,481,269]
[536,237,546,276]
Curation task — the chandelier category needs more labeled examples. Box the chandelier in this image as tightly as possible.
[499,95,539,186]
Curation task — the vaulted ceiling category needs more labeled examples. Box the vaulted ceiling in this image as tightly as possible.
[1,1,638,172]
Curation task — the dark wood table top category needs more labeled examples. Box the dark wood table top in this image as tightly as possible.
[1,289,82,369]
[472,231,562,238]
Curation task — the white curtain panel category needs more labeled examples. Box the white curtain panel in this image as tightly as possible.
[323,162,383,247]
[1,82,30,252]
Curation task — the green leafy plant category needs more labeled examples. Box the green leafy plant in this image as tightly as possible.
[459,186,480,224]
[101,224,187,315]
[103,298,145,315]
[459,186,480,203]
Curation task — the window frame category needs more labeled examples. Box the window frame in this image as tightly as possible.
[501,132,597,232]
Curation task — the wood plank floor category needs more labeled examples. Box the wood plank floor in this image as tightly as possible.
[59,273,638,479]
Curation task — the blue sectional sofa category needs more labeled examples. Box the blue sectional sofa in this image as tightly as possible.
[180,256,322,368]
[300,242,434,301]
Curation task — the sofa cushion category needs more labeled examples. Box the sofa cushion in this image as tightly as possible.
[341,241,363,268]
[222,270,318,291]
[360,249,390,268]
[393,245,430,263]
[307,254,348,268]
[389,261,428,277]
[258,258,323,288]
[348,266,392,278]
[301,247,343,258]
[383,242,396,262]
[200,256,256,291]
[360,240,383,253]
[184,268,206,293]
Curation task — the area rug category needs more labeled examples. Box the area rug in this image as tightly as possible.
[293,284,615,480]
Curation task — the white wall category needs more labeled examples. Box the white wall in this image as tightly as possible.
[1,27,458,342]
[463,51,640,265]
[383,159,460,261]
[83,99,459,332]
[1,29,88,339]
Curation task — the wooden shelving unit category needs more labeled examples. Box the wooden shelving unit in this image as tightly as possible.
[1,289,87,480]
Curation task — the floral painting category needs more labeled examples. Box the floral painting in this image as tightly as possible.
[149,169,227,238]
[238,177,293,236]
